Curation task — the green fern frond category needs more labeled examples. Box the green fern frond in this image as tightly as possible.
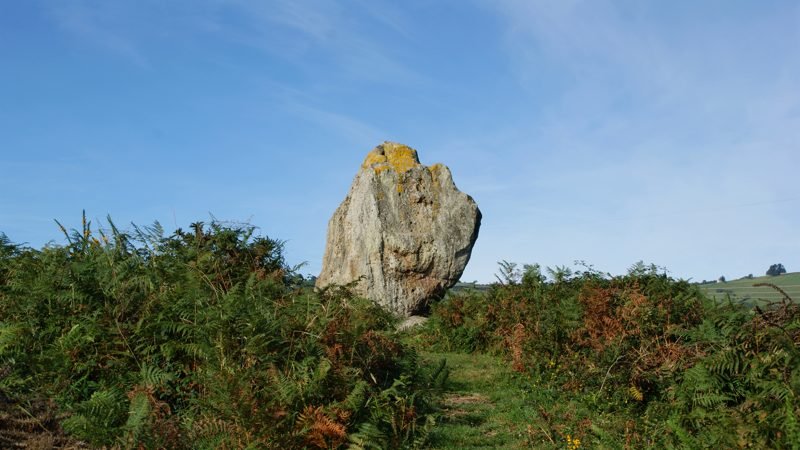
[123,390,152,438]
[140,364,174,388]
[341,380,369,413]
[348,421,388,450]
[428,358,449,391]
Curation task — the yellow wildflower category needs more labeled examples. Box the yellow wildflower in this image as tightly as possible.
[566,434,581,449]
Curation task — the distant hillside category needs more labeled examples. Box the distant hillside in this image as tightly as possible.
[450,281,491,293]
[699,272,800,305]
[451,274,800,306]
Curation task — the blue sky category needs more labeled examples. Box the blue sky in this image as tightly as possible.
[1,0,798,283]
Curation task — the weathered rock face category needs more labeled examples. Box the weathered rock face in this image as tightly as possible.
[316,142,481,316]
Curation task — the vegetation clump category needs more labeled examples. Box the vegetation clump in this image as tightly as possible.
[3,214,798,448]
[418,262,800,448]
[0,215,445,449]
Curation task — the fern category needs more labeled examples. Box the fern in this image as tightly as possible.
[0,323,21,354]
[784,398,800,450]
[340,380,369,413]
[0,216,453,448]
[123,389,151,440]
[61,388,126,445]
[425,358,449,392]
[139,364,174,388]
[348,421,389,450]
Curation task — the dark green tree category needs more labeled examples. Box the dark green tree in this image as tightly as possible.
[766,263,786,276]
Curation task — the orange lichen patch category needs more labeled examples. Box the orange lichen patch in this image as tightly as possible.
[362,150,388,169]
[383,143,420,173]
[361,142,421,174]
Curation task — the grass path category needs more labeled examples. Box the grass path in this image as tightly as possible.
[423,352,544,449]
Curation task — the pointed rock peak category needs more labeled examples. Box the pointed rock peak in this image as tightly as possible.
[361,142,421,174]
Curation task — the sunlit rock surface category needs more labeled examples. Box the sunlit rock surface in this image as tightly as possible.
[316,142,481,316]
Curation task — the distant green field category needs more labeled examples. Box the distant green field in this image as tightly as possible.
[699,272,800,306]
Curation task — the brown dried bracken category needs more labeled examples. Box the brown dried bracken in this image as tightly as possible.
[298,406,347,449]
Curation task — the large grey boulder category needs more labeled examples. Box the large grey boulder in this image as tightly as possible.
[316,142,481,316]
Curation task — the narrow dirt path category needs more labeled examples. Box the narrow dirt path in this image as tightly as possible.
[423,352,540,449]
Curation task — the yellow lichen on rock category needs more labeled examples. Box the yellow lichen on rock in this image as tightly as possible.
[383,143,420,174]
[362,151,388,170]
[361,142,421,175]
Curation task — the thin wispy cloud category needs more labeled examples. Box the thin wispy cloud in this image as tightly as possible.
[350,0,414,39]
[239,0,337,42]
[46,1,150,67]
[486,0,800,119]
[41,0,423,85]
[221,0,424,85]
[481,0,800,177]
[289,103,385,145]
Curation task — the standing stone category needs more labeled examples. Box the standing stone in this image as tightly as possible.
[316,142,481,316]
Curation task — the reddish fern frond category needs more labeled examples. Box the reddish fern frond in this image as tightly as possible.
[298,406,347,449]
